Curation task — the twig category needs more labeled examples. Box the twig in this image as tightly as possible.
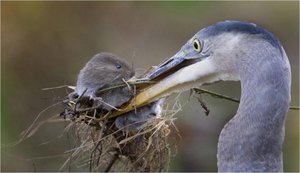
[198,98,210,116]
[17,102,62,145]
[190,90,210,116]
[41,85,75,91]
[104,152,119,172]
[193,88,239,103]
[289,106,300,110]
[74,88,88,112]
[193,88,299,110]
[90,113,109,171]
[96,81,156,94]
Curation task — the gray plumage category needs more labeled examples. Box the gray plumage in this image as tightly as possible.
[75,52,163,130]
[75,52,134,111]
[213,26,291,171]
[145,20,291,172]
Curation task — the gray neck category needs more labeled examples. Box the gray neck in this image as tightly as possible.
[217,46,291,172]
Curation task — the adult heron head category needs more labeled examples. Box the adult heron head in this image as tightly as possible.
[123,20,291,171]
[129,20,289,105]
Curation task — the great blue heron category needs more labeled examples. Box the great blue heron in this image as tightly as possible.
[124,20,291,171]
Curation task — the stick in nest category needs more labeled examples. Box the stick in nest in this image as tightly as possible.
[59,91,181,172]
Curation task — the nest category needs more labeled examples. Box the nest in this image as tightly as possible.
[59,88,181,172]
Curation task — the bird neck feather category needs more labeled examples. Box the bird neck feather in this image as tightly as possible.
[217,46,291,172]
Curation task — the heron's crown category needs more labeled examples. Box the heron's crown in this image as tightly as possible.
[200,20,282,51]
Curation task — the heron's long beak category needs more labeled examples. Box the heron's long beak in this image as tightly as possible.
[144,51,187,80]
[111,51,209,117]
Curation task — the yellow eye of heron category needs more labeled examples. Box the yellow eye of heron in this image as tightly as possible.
[193,39,202,52]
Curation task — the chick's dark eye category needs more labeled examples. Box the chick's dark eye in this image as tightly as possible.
[115,64,122,69]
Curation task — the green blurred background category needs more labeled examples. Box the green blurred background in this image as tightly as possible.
[1,1,299,172]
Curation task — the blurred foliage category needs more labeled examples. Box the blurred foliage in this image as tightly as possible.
[1,1,299,172]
